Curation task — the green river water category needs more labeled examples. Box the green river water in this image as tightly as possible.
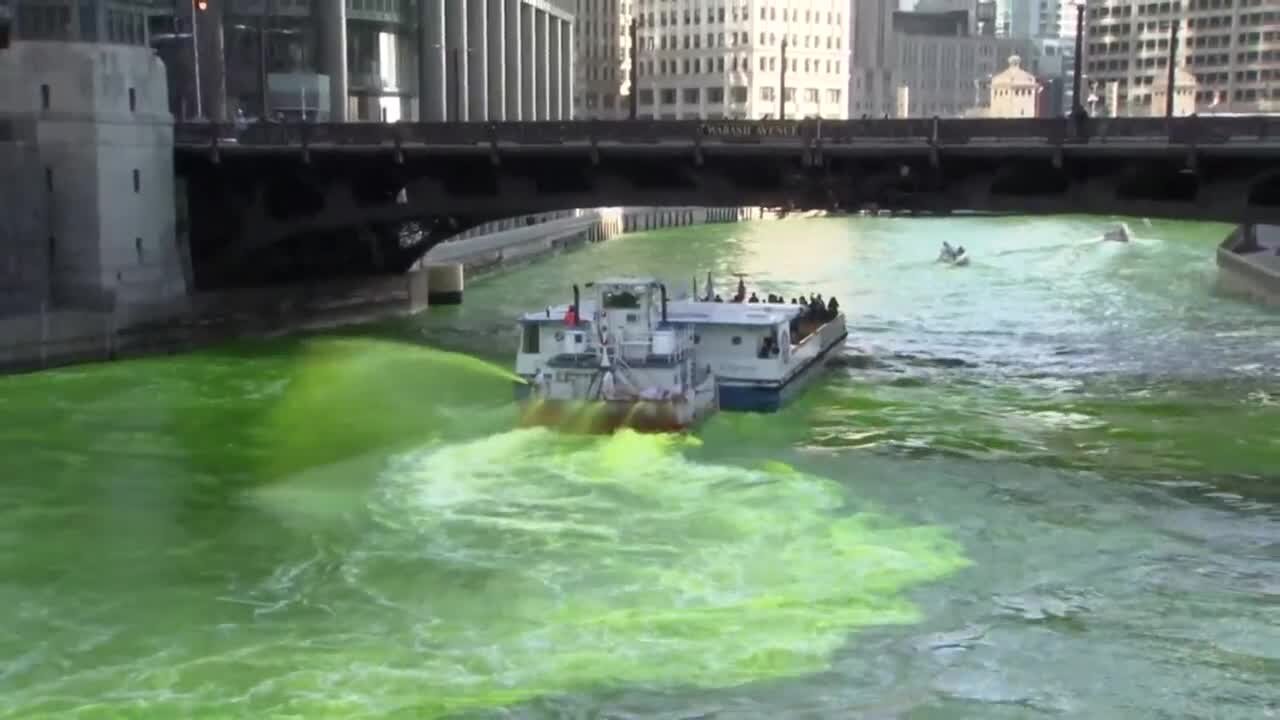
[2,216,1279,719]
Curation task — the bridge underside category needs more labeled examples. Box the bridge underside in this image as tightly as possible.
[177,147,1280,287]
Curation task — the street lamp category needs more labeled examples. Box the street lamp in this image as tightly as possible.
[1164,18,1179,117]
[779,36,788,120]
[1069,0,1086,125]
[628,17,638,120]
[192,0,206,119]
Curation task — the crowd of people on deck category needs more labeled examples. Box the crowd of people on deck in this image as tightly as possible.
[710,277,842,327]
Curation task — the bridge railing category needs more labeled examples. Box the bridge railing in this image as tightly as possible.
[817,118,935,143]
[172,115,1280,149]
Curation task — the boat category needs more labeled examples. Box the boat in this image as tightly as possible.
[937,244,971,267]
[514,275,848,432]
[1103,224,1130,243]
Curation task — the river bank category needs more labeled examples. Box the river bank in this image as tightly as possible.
[1216,223,1280,306]
[0,206,768,374]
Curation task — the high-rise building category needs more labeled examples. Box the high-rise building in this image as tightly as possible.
[632,0,851,120]
[850,3,1024,117]
[3,0,575,123]
[1082,0,1275,116]
[575,0,632,119]
[985,0,1064,37]
[850,0,898,116]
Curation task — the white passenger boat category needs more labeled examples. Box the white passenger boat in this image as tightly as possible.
[514,275,847,432]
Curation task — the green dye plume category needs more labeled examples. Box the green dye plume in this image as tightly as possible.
[235,428,972,717]
[256,337,520,481]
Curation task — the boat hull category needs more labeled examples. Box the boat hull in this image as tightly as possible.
[718,325,848,413]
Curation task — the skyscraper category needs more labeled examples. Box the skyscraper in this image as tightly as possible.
[575,0,633,119]
[1082,0,1277,116]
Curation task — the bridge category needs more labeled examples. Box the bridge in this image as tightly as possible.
[175,117,1280,289]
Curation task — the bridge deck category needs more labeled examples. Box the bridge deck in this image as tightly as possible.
[173,117,1280,156]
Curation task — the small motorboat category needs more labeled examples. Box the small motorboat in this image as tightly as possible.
[937,243,971,267]
[1103,225,1130,243]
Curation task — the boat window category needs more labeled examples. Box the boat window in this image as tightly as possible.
[693,334,700,344]
[731,336,742,346]
[626,313,638,323]
[603,290,640,309]
[522,323,540,353]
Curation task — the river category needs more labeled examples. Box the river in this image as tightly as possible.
[2,215,1278,719]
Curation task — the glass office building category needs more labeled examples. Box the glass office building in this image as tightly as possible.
[1,0,575,122]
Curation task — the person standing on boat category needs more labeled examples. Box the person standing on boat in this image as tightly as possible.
[564,304,578,327]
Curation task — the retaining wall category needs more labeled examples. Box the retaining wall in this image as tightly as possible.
[1216,224,1280,307]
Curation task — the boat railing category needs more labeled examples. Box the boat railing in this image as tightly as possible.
[792,314,844,351]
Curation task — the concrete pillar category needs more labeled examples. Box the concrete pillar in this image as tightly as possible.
[504,0,521,120]
[418,0,446,121]
[446,0,468,121]
[487,0,506,120]
[426,263,465,305]
[535,9,549,120]
[323,0,348,121]
[520,4,534,120]
[561,18,573,120]
[467,0,487,120]
[548,18,562,120]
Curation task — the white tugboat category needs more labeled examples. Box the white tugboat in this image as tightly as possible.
[514,274,847,432]
[515,278,719,432]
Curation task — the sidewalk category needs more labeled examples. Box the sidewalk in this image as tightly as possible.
[422,211,609,268]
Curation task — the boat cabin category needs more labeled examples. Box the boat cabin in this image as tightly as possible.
[515,277,693,377]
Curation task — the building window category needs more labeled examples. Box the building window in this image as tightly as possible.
[40,84,50,110]
[128,88,136,112]
[132,169,140,193]
[45,167,52,191]
[135,237,143,260]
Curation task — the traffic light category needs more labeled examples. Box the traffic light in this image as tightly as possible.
[195,0,207,10]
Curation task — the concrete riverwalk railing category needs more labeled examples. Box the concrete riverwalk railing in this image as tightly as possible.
[420,206,766,281]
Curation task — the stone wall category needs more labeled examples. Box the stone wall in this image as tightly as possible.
[0,41,187,312]
[0,115,49,313]
[0,267,433,373]
[1216,224,1280,307]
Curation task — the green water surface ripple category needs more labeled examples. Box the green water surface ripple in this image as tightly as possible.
[2,215,1278,719]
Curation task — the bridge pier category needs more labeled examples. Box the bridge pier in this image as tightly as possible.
[1,42,190,321]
